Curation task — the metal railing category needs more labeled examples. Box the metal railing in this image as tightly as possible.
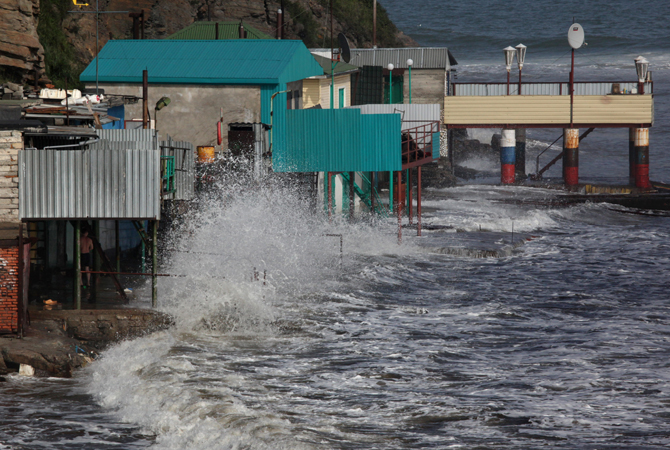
[401,120,440,170]
[453,81,654,96]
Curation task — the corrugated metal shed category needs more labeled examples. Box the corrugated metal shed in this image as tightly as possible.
[93,130,195,201]
[311,48,457,69]
[167,21,273,40]
[277,108,401,173]
[453,81,653,96]
[19,148,161,219]
[80,40,323,85]
[443,95,654,126]
[347,104,440,130]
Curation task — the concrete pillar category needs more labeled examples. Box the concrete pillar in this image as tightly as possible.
[562,128,579,186]
[629,128,636,185]
[515,128,526,179]
[634,128,650,189]
[500,129,516,184]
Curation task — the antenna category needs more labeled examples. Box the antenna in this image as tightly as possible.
[567,23,584,49]
[338,33,351,64]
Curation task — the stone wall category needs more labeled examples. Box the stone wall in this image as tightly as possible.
[0,246,18,333]
[91,83,261,151]
[0,130,20,223]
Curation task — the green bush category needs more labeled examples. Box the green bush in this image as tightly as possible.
[37,0,84,88]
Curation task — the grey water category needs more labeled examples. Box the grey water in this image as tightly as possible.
[3,1,670,449]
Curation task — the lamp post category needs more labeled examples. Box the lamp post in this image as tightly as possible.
[503,46,516,95]
[407,59,413,104]
[635,56,649,95]
[515,44,526,95]
[388,63,394,104]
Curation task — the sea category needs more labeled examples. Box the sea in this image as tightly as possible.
[2,1,670,448]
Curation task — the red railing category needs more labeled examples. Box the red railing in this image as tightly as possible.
[401,121,440,170]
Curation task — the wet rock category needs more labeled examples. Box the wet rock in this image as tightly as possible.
[419,157,458,189]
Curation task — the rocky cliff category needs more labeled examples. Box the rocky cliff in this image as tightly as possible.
[0,0,44,85]
[0,0,417,87]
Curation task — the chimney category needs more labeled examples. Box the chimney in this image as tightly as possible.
[215,22,219,40]
[239,21,246,39]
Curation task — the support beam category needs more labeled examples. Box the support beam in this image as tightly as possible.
[515,128,526,179]
[629,128,636,186]
[397,171,402,244]
[500,129,516,184]
[417,167,422,236]
[74,221,81,310]
[152,220,158,308]
[115,220,120,274]
[348,171,355,220]
[563,128,579,186]
[634,128,651,189]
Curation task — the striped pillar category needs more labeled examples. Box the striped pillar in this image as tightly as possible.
[515,128,526,179]
[500,129,516,184]
[634,128,650,189]
[562,128,579,186]
[628,128,636,185]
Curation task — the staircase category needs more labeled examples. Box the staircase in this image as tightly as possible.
[340,172,388,217]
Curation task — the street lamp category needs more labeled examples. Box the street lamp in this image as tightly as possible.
[635,56,649,95]
[407,59,413,104]
[503,46,516,95]
[388,63,394,104]
[154,96,170,133]
[515,43,526,95]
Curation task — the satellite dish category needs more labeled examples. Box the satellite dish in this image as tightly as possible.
[568,23,584,49]
[338,33,351,63]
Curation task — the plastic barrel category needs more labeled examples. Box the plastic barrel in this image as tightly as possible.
[197,146,215,163]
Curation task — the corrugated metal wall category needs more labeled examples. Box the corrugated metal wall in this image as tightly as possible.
[278,108,401,173]
[20,148,161,219]
[96,128,155,142]
[454,82,653,96]
[444,95,654,126]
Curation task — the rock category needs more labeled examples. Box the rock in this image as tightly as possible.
[18,363,34,376]
[419,156,458,189]
[0,0,44,83]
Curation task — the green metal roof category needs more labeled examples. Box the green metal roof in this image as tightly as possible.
[80,40,323,85]
[167,21,274,40]
[311,54,359,76]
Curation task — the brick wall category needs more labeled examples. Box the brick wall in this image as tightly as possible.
[0,247,19,333]
[0,130,21,223]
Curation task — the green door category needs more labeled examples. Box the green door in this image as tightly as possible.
[339,88,345,108]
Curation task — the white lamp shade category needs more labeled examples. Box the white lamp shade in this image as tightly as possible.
[515,43,526,69]
[407,59,413,67]
[635,57,649,83]
[503,46,516,71]
[388,63,394,71]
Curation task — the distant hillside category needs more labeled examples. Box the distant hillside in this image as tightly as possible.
[0,0,417,88]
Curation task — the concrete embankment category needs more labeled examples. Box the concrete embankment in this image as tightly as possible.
[0,309,172,378]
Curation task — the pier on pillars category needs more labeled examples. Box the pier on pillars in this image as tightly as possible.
[515,128,526,179]
[563,128,579,187]
[500,129,516,184]
[634,128,650,189]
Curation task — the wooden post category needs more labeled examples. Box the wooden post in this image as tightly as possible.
[74,220,81,310]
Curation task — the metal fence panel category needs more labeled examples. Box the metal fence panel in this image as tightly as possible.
[96,128,155,142]
[347,104,440,130]
[160,139,195,201]
[278,108,401,172]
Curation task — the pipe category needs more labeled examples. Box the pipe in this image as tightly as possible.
[143,69,148,129]
[268,89,291,158]
[43,138,100,150]
[373,0,377,48]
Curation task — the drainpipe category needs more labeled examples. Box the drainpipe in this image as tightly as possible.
[268,89,291,159]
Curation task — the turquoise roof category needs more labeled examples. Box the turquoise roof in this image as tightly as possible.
[80,40,323,85]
